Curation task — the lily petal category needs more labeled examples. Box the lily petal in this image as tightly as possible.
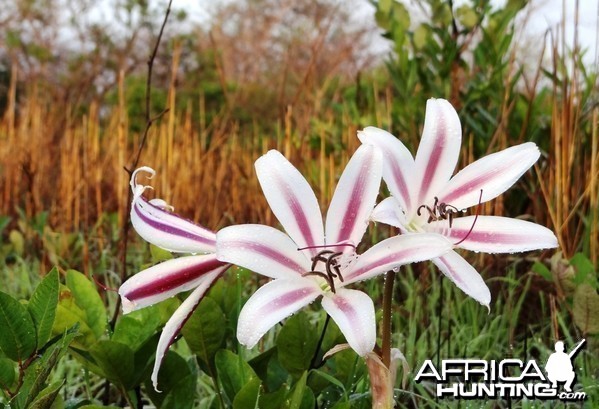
[216,224,311,279]
[237,278,322,348]
[325,144,383,247]
[321,288,375,356]
[438,143,540,209]
[119,255,228,313]
[370,196,408,231]
[358,126,415,212]
[343,233,452,284]
[131,195,216,254]
[428,216,558,253]
[151,268,224,391]
[255,150,324,252]
[414,99,462,207]
[433,250,491,307]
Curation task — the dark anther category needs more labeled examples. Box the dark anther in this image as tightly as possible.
[303,249,345,293]
[418,196,460,227]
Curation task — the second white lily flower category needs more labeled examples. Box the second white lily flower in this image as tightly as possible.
[216,145,452,356]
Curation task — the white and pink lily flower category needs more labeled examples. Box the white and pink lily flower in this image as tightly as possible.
[119,167,230,390]
[216,146,452,356]
[358,98,558,308]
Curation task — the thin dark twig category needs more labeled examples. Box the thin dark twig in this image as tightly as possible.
[112,0,173,331]
[310,314,331,369]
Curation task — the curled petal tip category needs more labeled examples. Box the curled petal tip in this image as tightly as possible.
[130,166,156,194]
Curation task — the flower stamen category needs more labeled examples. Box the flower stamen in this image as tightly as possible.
[302,249,346,293]
[417,197,460,227]
[454,189,483,246]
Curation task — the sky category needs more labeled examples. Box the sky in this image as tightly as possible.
[173,0,598,68]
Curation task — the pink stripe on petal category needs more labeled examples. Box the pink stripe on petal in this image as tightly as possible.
[255,151,324,253]
[358,127,415,213]
[321,289,375,356]
[221,239,306,274]
[343,233,452,284]
[119,255,227,312]
[427,216,558,253]
[151,269,224,391]
[389,159,412,211]
[432,251,491,307]
[132,197,216,253]
[414,99,462,207]
[326,144,382,246]
[438,143,540,210]
[237,278,321,348]
[273,172,318,247]
[216,224,311,279]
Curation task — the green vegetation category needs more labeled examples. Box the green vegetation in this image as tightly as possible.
[0,0,597,407]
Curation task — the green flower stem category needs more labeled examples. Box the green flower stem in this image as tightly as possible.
[381,270,395,368]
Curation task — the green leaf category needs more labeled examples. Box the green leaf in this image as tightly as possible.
[65,270,107,340]
[232,377,261,409]
[29,380,64,409]
[215,350,258,403]
[0,291,36,361]
[573,284,599,334]
[284,371,314,409]
[570,253,596,286]
[17,325,79,409]
[54,289,97,348]
[276,311,318,379]
[181,296,225,369]
[150,244,173,263]
[90,340,135,390]
[0,358,16,388]
[161,374,198,409]
[258,386,288,409]
[29,267,60,348]
[145,351,193,407]
[112,305,161,351]
[532,261,552,282]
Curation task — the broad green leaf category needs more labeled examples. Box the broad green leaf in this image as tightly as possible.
[232,377,261,409]
[284,371,315,409]
[0,358,16,388]
[181,296,225,368]
[54,285,97,348]
[276,311,318,379]
[248,347,276,383]
[17,325,79,409]
[90,340,135,390]
[573,284,599,334]
[112,305,161,351]
[29,268,60,348]
[66,270,107,340]
[161,374,198,409]
[29,380,64,409]
[215,350,258,403]
[145,351,193,407]
[570,253,596,287]
[0,291,36,361]
[258,386,288,409]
